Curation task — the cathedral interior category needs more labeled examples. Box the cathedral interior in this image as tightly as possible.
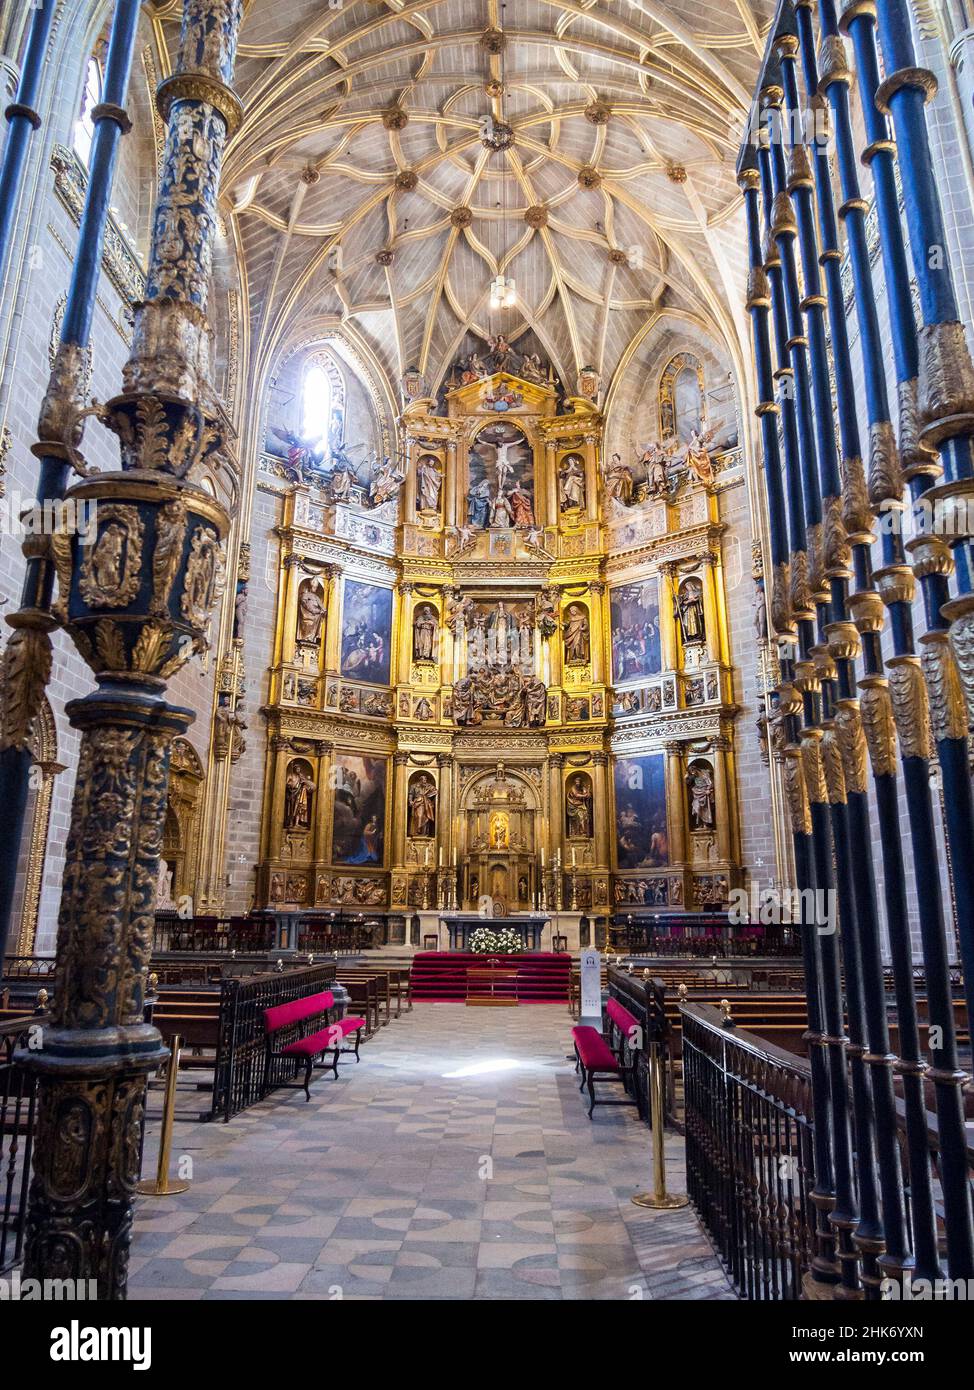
[0,0,972,1335]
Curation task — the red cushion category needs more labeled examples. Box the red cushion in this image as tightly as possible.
[280,1024,342,1058]
[571,1025,619,1071]
[337,1016,365,1035]
[606,997,640,1043]
[264,990,334,1034]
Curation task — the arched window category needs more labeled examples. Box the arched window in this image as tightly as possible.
[302,362,332,454]
[73,57,102,166]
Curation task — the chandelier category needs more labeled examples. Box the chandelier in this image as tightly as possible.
[489,275,516,310]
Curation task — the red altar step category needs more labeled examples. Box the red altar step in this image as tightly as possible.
[411,951,571,1004]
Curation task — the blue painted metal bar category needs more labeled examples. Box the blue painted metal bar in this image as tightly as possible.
[0,0,55,287]
[0,0,142,965]
[843,0,974,1278]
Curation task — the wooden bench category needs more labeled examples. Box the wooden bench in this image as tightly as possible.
[571,1000,642,1119]
[263,990,366,1101]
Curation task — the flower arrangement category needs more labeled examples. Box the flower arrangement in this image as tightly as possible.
[468,925,522,955]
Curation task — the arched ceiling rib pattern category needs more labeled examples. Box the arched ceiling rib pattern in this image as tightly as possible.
[152,0,775,398]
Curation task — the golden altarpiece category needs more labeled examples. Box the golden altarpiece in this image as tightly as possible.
[256,355,743,944]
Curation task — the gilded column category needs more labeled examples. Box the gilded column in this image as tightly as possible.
[700,554,723,665]
[664,741,687,865]
[20,0,243,1298]
[591,751,610,870]
[443,436,458,531]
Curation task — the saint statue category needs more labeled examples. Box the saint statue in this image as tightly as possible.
[677,578,706,646]
[408,774,437,839]
[369,454,405,507]
[566,775,593,839]
[605,452,634,506]
[467,478,492,529]
[284,764,315,829]
[490,490,514,528]
[509,481,534,528]
[535,586,558,638]
[416,455,443,513]
[684,427,717,487]
[296,581,326,643]
[155,858,175,910]
[687,764,716,830]
[644,442,671,497]
[559,455,586,511]
[412,604,438,662]
[562,603,590,665]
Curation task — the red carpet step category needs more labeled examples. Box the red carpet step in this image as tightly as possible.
[410,951,571,1004]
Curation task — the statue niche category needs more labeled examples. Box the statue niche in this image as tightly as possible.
[412,602,438,663]
[416,453,443,515]
[558,452,586,512]
[407,771,437,839]
[676,576,706,648]
[296,577,326,646]
[284,758,315,830]
[686,758,716,832]
[562,601,590,665]
[565,771,594,840]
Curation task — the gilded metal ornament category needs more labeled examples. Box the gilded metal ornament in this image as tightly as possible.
[839,453,873,543]
[800,729,829,805]
[783,747,813,834]
[867,419,903,507]
[859,678,898,777]
[941,593,974,729]
[918,631,968,743]
[833,699,868,795]
[897,375,940,482]
[886,655,934,761]
[78,504,144,608]
[821,725,848,805]
[917,320,974,448]
[0,625,53,752]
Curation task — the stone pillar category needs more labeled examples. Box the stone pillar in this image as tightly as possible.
[20,0,243,1299]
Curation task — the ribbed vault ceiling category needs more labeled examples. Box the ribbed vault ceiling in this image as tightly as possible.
[152,0,775,397]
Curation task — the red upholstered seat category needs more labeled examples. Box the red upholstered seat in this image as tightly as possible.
[571,1024,620,1071]
[281,1025,341,1058]
[606,997,640,1043]
[337,1016,366,1036]
[263,990,335,1034]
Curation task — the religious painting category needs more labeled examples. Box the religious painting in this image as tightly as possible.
[332,753,387,866]
[610,580,662,684]
[340,579,393,685]
[614,754,669,871]
[466,421,535,529]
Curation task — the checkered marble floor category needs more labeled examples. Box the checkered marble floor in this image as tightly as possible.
[128,1004,735,1301]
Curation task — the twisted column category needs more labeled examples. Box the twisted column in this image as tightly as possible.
[20,0,243,1298]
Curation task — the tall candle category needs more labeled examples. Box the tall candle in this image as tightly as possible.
[572,847,576,867]
[439,846,443,867]
[541,846,545,867]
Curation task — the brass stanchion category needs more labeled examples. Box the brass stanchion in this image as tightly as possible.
[631,1040,689,1210]
[137,1036,190,1197]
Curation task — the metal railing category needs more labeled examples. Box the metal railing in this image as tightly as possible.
[681,1002,816,1299]
[210,962,338,1123]
[0,1011,39,1273]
